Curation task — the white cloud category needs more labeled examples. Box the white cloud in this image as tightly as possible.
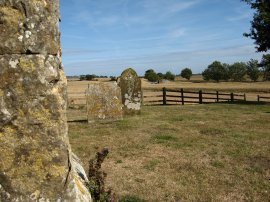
[63,44,263,76]
[170,28,186,38]
[227,11,252,22]
[95,16,120,26]
[168,1,199,13]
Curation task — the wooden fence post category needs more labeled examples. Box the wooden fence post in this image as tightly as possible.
[181,88,184,105]
[163,87,167,105]
[86,84,90,122]
[244,93,246,101]
[199,90,203,104]
[216,91,219,102]
[231,93,234,102]
[257,95,260,102]
[141,90,144,105]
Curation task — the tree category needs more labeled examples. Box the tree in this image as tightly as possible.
[222,63,230,81]
[260,54,270,80]
[164,71,175,81]
[79,74,96,80]
[144,69,159,82]
[157,72,164,80]
[242,0,270,52]
[180,68,192,80]
[202,61,228,82]
[79,75,86,81]
[110,76,117,81]
[228,62,247,81]
[85,74,96,80]
[246,59,260,81]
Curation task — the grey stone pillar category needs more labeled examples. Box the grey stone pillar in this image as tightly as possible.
[0,1,91,201]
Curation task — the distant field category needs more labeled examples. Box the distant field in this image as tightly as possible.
[68,104,270,201]
[67,77,270,105]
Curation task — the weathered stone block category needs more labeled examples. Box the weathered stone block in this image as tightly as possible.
[0,53,91,201]
[0,0,91,201]
[118,68,142,115]
[0,0,60,55]
[86,82,123,122]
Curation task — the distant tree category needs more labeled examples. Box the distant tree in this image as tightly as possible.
[157,72,164,79]
[85,74,96,80]
[180,68,192,80]
[260,54,270,80]
[222,63,230,81]
[144,69,159,82]
[79,75,86,81]
[228,62,247,81]
[110,76,117,81]
[202,61,228,82]
[242,0,270,52]
[246,59,260,81]
[164,71,175,81]
[202,68,211,81]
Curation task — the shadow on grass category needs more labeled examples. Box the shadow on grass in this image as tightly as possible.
[201,100,270,106]
[119,195,147,202]
[67,119,88,123]
[144,101,270,107]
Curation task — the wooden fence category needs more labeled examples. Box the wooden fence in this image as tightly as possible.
[257,95,270,103]
[143,88,247,105]
[67,88,270,108]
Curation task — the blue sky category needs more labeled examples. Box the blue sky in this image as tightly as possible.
[60,0,263,76]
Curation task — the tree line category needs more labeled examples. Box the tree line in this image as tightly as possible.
[79,74,116,81]
[143,54,270,82]
[202,55,270,82]
[144,68,193,82]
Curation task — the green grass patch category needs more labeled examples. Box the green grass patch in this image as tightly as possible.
[200,128,226,136]
[115,119,134,130]
[152,134,178,143]
[119,195,147,202]
[143,159,160,171]
[210,160,225,168]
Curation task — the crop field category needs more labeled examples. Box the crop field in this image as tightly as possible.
[68,103,270,201]
[67,78,270,201]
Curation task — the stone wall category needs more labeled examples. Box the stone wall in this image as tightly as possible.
[0,1,91,201]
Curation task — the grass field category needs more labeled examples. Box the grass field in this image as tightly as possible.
[68,104,270,201]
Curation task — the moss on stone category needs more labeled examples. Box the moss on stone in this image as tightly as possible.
[86,82,123,122]
[0,6,24,28]
[121,67,138,77]
[119,68,142,115]
[19,57,36,73]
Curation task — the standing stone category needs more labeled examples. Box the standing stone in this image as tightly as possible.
[119,68,142,115]
[0,1,91,201]
[86,82,123,123]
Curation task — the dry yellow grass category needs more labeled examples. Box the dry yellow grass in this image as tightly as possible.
[67,76,270,201]
[68,104,270,201]
[142,78,270,92]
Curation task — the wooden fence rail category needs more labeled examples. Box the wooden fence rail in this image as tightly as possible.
[67,89,270,108]
[143,88,246,105]
[257,95,270,103]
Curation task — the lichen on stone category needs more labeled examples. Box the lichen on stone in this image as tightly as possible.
[119,68,142,115]
[0,0,91,201]
[86,82,123,123]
